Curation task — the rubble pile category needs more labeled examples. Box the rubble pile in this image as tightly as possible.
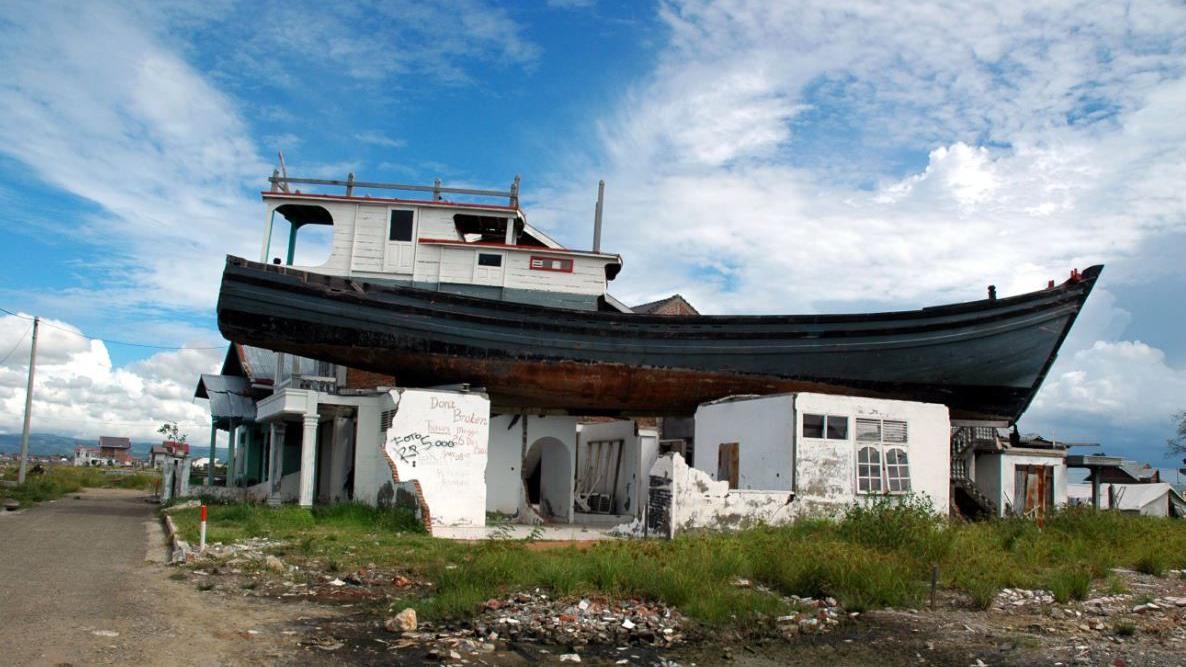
[993,588,1056,610]
[200,536,287,561]
[476,591,685,647]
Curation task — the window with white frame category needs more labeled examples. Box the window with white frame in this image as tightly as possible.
[856,446,882,493]
[802,414,849,440]
[853,418,910,494]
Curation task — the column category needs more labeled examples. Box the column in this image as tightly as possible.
[206,422,217,486]
[268,422,286,502]
[227,422,239,487]
[298,414,319,507]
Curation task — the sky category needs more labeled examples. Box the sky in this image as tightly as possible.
[0,1,1183,470]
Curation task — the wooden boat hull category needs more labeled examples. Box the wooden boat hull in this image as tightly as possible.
[216,257,1102,422]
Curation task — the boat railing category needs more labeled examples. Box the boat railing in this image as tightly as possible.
[275,352,338,393]
[269,171,520,208]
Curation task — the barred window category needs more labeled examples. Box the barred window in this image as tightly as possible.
[885,448,911,493]
[857,446,883,493]
[855,418,881,442]
[883,420,908,443]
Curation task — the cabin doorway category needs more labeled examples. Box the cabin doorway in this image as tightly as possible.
[383,209,417,273]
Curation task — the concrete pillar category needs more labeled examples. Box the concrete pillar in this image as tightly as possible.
[298,414,319,507]
[227,422,239,488]
[206,422,217,486]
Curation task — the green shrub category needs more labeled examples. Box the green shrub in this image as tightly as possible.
[1047,567,1092,602]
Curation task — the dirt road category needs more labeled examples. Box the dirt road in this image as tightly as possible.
[0,488,340,666]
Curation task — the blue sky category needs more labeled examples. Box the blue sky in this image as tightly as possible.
[0,1,1184,474]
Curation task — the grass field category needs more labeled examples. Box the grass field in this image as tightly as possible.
[170,497,1186,627]
[0,463,159,505]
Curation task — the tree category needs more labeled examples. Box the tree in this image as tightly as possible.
[1169,411,1186,456]
[157,421,188,444]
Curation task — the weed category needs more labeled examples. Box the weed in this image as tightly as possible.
[168,572,187,581]
[1047,567,1091,603]
[1114,621,1137,637]
[1135,550,1168,577]
[196,582,214,592]
[1104,574,1129,595]
[160,497,1186,630]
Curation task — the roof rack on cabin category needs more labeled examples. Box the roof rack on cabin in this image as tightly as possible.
[268,170,521,208]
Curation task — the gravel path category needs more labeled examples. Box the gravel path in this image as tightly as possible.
[0,488,340,666]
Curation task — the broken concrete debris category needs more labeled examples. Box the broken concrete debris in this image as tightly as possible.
[385,608,417,633]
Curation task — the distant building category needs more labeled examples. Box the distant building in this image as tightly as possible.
[98,436,133,465]
[631,294,700,316]
[73,446,108,467]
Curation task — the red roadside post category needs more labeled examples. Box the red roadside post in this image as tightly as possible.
[199,504,208,552]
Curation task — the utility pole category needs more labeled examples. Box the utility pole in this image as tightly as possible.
[17,316,39,485]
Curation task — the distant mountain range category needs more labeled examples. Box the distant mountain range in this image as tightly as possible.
[0,433,226,459]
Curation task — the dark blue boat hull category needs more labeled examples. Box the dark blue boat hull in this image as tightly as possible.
[216,258,1101,422]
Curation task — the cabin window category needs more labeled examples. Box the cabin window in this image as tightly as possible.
[856,446,882,493]
[803,414,847,440]
[530,256,574,272]
[477,253,503,267]
[454,214,513,243]
[389,210,414,242]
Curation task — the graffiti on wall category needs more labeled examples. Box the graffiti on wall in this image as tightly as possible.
[383,389,490,529]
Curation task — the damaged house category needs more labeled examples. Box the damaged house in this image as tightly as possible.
[643,393,951,537]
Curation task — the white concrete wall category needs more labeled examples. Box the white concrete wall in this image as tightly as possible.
[538,438,573,522]
[352,399,392,506]
[383,388,490,531]
[487,415,524,515]
[652,453,795,537]
[695,395,796,491]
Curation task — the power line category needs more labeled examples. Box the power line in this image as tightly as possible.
[0,306,226,351]
[0,323,32,366]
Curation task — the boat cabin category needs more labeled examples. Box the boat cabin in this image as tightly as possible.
[259,177,623,311]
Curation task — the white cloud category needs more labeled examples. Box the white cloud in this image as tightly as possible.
[0,2,266,313]
[355,131,407,150]
[0,313,220,441]
[525,0,1186,441]
[1030,340,1186,429]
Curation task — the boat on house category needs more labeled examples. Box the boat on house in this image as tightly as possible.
[216,172,1102,423]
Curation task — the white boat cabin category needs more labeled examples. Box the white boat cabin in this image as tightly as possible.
[259,185,623,311]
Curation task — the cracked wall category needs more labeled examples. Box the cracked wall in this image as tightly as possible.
[381,388,490,532]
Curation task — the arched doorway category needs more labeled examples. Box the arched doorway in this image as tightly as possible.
[521,436,573,523]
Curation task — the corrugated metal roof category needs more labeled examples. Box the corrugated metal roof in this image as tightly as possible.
[195,374,256,421]
[238,345,276,383]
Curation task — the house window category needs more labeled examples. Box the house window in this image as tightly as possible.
[477,253,503,267]
[389,210,414,241]
[803,414,848,440]
[853,417,911,494]
[857,446,882,493]
[530,256,574,272]
[884,448,911,492]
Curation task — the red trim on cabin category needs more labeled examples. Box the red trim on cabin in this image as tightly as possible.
[417,237,620,261]
[261,190,521,213]
[529,256,574,273]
